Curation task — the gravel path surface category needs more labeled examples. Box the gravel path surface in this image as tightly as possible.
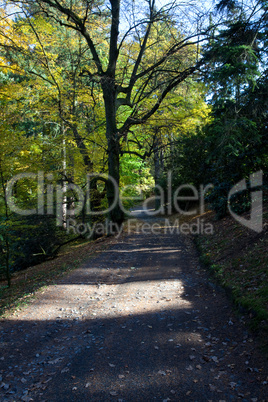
[0,216,267,401]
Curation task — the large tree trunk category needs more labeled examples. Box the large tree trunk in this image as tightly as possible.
[153,132,164,212]
[102,78,124,226]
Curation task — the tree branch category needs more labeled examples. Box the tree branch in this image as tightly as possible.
[107,0,120,75]
[119,62,202,133]
[31,0,104,74]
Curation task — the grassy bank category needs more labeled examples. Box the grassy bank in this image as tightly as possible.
[193,208,267,344]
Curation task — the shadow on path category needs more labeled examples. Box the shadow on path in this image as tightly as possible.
[0,221,267,401]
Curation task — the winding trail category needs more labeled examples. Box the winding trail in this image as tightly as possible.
[0,213,267,401]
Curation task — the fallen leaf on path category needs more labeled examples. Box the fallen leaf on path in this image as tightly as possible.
[189,355,196,360]
[209,384,216,391]
[21,396,33,402]
[48,357,63,365]
[43,377,52,384]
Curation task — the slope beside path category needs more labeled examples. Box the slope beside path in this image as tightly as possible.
[0,217,267,401]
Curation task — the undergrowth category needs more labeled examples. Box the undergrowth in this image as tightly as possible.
[194,208,268,351]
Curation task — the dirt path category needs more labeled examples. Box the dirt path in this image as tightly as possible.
[0,216,267,401]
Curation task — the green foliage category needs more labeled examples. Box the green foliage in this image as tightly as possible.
[120,154,154,207]
[158,69,267,218]
[204,113,262,216]
[196,0,268,218]
[0,213,73,280]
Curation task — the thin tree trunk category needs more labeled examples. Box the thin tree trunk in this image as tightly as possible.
[0,160,11,287]
[62,135,67,228]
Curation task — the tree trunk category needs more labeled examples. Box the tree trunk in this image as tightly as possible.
[153,133,164,212]
[0,160,11,287]
[102,78,124,226]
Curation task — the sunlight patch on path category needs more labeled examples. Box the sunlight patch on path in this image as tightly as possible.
[8,278,192,322]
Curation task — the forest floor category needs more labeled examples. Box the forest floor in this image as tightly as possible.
[0,207,267,401]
